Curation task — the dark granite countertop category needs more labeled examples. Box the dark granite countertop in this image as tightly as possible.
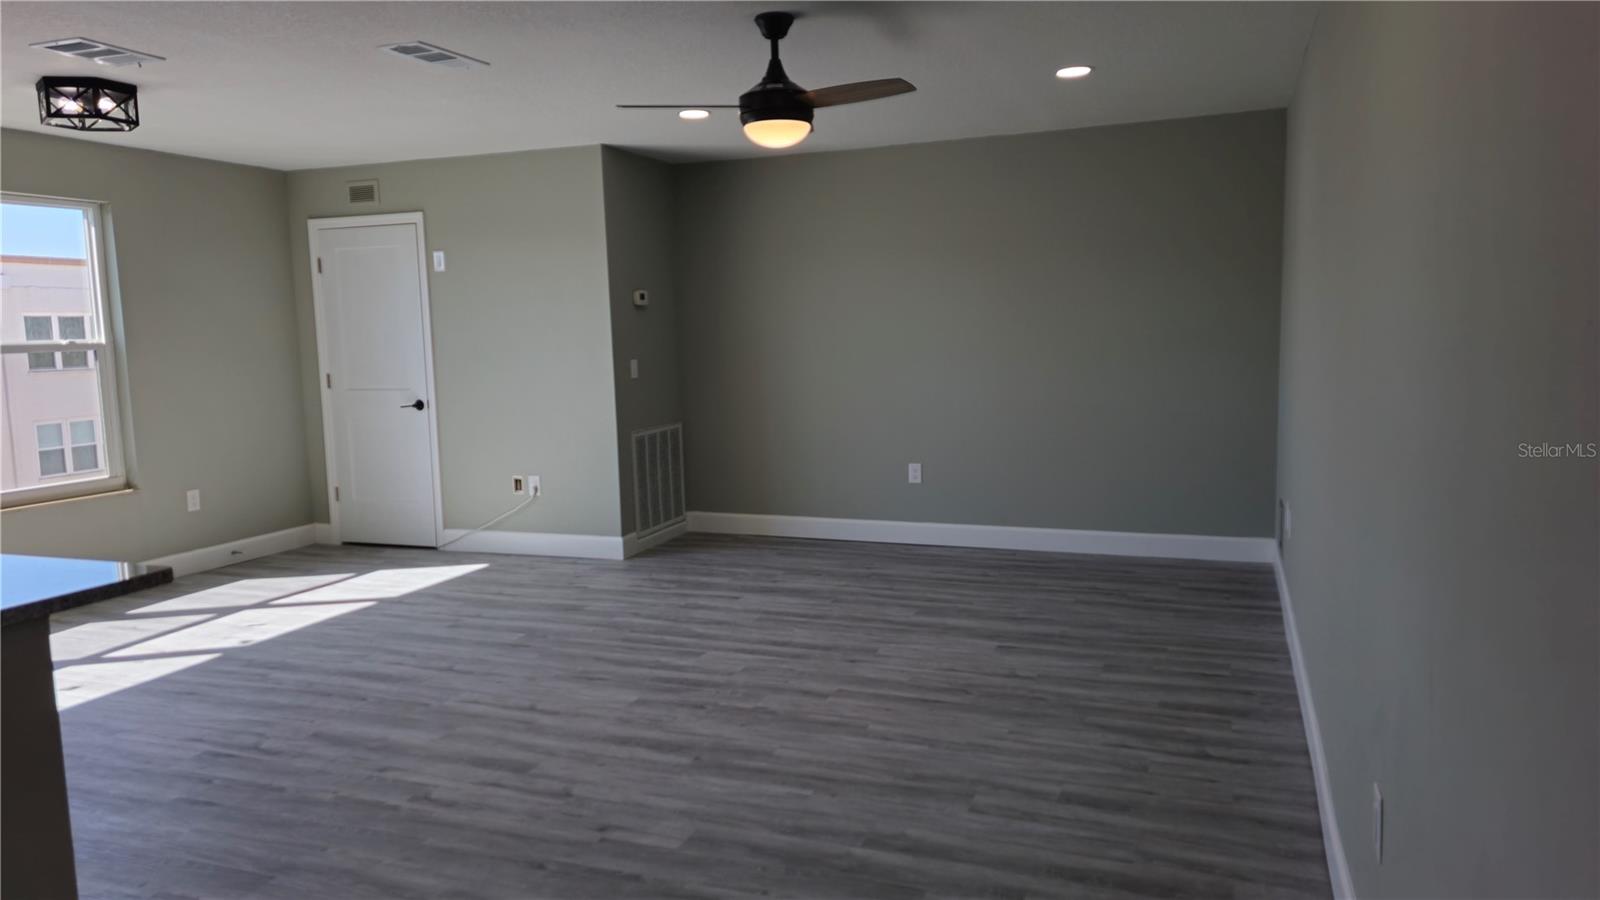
[1,554,173,626]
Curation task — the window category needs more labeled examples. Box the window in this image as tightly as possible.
[22,315,94,371]
[2,196,125,505]
[33,419,101,478]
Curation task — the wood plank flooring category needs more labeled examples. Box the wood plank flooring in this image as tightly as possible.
[49,534,1330,899]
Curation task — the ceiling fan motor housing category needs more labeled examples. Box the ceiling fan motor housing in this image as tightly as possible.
[739,79,814,128]
[741,12,812,128]
[616,8,913,149]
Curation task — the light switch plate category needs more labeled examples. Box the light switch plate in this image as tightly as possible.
[629,358,639,380]
[186,489,201,512]
[432,250,446,272]
[908,463,922,484]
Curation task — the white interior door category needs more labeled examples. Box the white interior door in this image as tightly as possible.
[312,218,441,547]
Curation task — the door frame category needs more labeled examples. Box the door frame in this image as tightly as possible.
[307,211,445,547]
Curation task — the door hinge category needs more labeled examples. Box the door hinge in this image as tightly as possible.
[334,486,340,502]
[316,257,323,274]
[325,372,332,389]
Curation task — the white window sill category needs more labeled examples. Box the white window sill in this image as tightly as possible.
[2,484,134,512]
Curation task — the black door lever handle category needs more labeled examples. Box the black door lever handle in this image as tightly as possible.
[402,399,425,411]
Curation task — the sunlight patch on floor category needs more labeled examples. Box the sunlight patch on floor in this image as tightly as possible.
[53,562,489,710]
[51,614,213,662]
[56,653,222,711]
[269,564,486,605]
[106,601,375,656]
[130,574,356,614]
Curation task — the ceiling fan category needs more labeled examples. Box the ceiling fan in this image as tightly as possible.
[617,11,916,150]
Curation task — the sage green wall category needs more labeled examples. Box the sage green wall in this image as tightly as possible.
[285,146,622,538]
[601,148,684,536]
[674,111,1285,536]
[1277,4,1599,897]
[0,130,311,561]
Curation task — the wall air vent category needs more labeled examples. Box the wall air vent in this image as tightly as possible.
[380,41,489,70]
[633,423,685,537]
[346,180,379,204]
[31,37,165,68]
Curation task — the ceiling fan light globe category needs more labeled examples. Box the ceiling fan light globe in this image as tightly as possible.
[743,118,812,149]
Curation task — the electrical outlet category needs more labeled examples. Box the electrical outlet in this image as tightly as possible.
[907,463,922,484]
[629,358,639,380]
[1373,783,1384,863]
[186,489,201,512]
[512,476,526,495]
[1283,502,1293,541]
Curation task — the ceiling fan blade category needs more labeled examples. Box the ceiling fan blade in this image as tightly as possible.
[800,78,916,108]
[616,104,740,109]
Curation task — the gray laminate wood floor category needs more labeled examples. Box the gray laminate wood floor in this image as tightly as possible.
[49,534,1329,900]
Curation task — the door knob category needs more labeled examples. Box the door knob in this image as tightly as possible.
[402,399,425,411]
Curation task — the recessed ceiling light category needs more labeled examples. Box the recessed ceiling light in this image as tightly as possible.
[678,109,710,121]
[1056,65,1094,79]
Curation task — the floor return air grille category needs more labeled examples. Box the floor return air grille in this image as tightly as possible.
[632,423,685,537]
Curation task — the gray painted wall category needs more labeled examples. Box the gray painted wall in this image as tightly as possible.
[285,147,623,537]
[674,111,1286,537]
[0,130,311,561]
[1278,4,1599,897]
[602,148,684,536]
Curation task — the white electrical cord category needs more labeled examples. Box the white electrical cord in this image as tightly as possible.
[436,492,538,549]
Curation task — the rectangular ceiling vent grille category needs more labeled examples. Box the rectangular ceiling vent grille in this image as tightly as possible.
[380,41,489,70]
[346,180,379,204]
[633,423,685,537]
[31,37,165,68]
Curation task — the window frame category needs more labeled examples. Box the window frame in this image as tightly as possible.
[2,194,127,507]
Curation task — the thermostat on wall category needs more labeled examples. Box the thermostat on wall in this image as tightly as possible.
[632,289,649,308]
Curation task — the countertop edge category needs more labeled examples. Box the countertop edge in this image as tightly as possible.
[1,565,174,627]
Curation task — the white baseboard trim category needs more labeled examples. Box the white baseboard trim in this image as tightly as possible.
[312,522,337,545]
[1275,551,1355,900]
[144,524,319,578]
[686,511,1276,564]
[622,520,689,558]
[439,528,625,560]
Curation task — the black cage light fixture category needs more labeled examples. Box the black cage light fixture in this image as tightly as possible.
[36,76,139,131]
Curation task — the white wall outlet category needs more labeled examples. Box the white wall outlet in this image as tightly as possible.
[186,489,201,512]
[908,463,922,484]
[432,250,446,272]
[629,358,639,380]
[1373,782,1384,863]
[512,476,526,495]
[529,476,541,498]
[1283,502,1293,541]
[632,289,649,308]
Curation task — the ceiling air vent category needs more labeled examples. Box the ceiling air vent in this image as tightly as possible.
[380,41,488,70]
[31,37,165,68]
[346,180,379,204]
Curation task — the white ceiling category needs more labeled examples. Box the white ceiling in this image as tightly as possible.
[0,2,1318,171]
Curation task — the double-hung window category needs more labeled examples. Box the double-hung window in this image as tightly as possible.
[1,195,126,505]
[24,315,94,371]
